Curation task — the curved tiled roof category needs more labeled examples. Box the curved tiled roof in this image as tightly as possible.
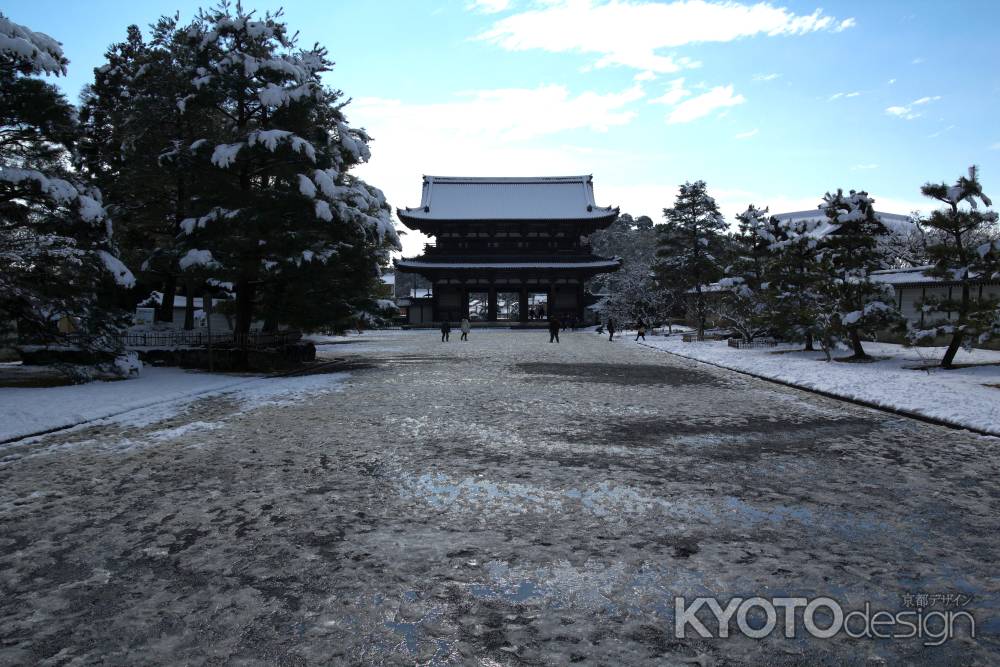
[397,175,618,222]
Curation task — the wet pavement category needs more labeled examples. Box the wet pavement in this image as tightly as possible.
[0,330,997,665]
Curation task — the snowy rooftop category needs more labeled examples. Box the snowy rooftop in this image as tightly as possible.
[871,265,998,286]
[397,175,618,222]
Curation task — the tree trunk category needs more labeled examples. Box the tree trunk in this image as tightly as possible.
[941,283,969,369]
[941,329,964,369]
[235,279,256,341]
[849,328,867,358]
[804,332,814,351]
[184,287,195,331]
[157,274,177,322]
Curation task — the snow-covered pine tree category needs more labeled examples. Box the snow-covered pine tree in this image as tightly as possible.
[0,14,135,371]
[817,189,901,359]
[912,166,999,368]
[715,205,774,342]
[764,214,832,352]
[177,3,399,341]
[655,180,727,338]
[80,16,220,328]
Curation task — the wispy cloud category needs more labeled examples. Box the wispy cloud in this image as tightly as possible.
[468,0,511,13]
[753,73,781,82]
[735,128,759,139]
[829,91,861,100]
[990,142,1000,151]
[911,57,925,65]
[928,124,956,138]
[649,78,744,124]
[885,95,941,120]
[666,85,745,124]
[634,70,657,82]
[650,78,691,106]
[888,78,896,84]
[851,163,878,170]
[477,0,855,72]
[834,17,856,31]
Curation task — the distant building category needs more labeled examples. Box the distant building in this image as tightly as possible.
[394,175,621,324]
[871,265,1000,332]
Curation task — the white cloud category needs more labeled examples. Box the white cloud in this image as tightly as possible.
[845,91,860,98]
[888,78,896,84]
[666,85,745,123]
[469,0,511,13]
[851,163,879,170]
[753,73,781,82]
[346,84,646,255]
[477,0,855,72]
[911,57,925,65]
[990,142,1000,151]
[834,17,857,32]
[829,91,860,100]
[633,70,657,82]
[885,95,941,120]
[735,128,759,139]
[648,78,746,125]
[649,77,691,106]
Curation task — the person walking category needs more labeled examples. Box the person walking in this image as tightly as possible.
[440,320,451,342]
[460,317,470,341]
[548,316,561,343]
[607,318,616,342]
[635,318,646,342]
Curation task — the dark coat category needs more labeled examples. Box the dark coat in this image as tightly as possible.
[548,318,561,333]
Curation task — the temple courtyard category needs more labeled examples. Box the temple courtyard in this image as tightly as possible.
[0,330,997,665]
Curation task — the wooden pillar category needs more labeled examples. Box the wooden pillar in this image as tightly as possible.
[462,287,470,319]
[546,284,554,320]
[576,282,585,322]
[487,286,497,322]
[519,286,529,323]
[432,282,440,322]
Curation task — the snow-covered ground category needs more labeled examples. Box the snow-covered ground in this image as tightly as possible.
[632,335,1000,436]
[0,366,349,443]
[1,330,997,664]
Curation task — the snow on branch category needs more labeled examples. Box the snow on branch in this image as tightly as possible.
[179,207,241,235]
[0,14,66,75]
[97,250,136,288]
[178,248,222,271]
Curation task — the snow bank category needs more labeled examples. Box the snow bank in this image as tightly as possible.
[0,367,350,443]
[635,337,1000,436]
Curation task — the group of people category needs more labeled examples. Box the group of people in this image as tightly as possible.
[595,318,647,342]
[439,318,472,342]
[438,315,646,343]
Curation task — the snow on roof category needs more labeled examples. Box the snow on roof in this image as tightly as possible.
[396,259,621,270]
[397,175,618,222]
[871,265,996,286]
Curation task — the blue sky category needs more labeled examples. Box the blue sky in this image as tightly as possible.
[8,0,1000,255]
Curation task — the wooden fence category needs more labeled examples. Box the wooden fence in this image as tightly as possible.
[117,330,302,349]
[727,337,778,349]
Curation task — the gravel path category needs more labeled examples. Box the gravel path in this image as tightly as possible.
[0,330,997,665]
